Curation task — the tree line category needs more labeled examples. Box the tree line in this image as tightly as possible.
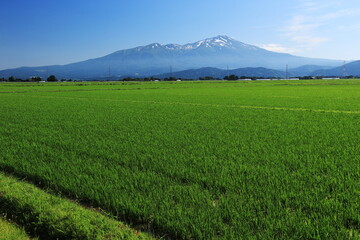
[2,74,356,82]
[0,75,73,82]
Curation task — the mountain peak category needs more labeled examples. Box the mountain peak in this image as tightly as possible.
[182,35,237,49]
[214,35,232,40]
[135,36,247,51]
[143,43,162,49]
[207,35,234,45]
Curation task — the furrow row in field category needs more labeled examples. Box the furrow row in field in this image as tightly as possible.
[17,93,360,114]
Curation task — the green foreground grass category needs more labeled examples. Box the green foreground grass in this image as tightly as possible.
[0,172,152,239]
[0,80,359,239]
[0,217,32,240]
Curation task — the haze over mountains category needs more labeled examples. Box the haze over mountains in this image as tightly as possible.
[154,65,348,79]
[155,67,286,79]
[312,60,360,76]
[0,35,354,80]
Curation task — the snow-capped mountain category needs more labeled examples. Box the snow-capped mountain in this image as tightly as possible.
[130,35,245,51]
[0,35,343,79]
[183,35,260,50]
[119,35,262,53]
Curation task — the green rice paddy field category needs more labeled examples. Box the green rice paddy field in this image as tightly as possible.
[0,80,359,239]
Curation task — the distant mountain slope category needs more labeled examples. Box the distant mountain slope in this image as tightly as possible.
[0,35,343,79]
[312,60,360,76]
[155,67,285,79]
[289,65,334,77]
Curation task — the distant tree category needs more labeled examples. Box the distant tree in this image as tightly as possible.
[299,76,313,80]
[122,77,132,81]
[9,76,15,82]
[47,75,57,82]
[149,77,160,81]
[199,76,215,80]
[224,75,239,80]
[239,76,248,79]
[164,77,177,81]
[30,76,41,82]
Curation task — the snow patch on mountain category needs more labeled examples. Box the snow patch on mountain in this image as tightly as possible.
[139,35,250,51]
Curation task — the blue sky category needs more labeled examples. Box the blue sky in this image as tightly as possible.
[1,0,360,70]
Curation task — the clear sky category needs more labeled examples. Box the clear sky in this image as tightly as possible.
[1,0,360,70]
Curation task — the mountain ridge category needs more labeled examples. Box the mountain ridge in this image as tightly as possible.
[0,35,344,79]
[312,60,360,76]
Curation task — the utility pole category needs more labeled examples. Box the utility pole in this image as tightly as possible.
[285,64,289,80]
[342,61,347,78]
[170,65,172,78]
[227,65,229,79]
[108,66,111,80]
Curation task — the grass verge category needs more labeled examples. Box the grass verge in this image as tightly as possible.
[0,216,34,240]
[0,172,154,240]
